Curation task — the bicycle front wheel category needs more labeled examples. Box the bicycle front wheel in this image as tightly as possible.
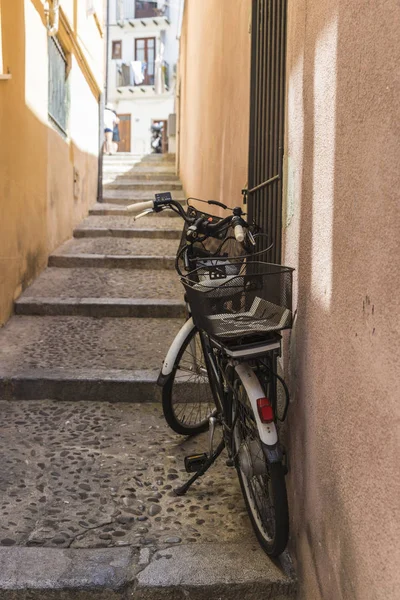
[162,325,216,435]
[233,376,288,556]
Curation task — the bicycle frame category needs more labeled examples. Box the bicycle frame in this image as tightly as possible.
[159,315,283,463]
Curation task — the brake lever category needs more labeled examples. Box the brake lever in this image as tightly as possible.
[247,230,256,246]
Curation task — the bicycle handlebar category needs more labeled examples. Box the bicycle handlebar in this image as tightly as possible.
[234,223,245,242]
[126,195,248,241]
[126,200,154,214]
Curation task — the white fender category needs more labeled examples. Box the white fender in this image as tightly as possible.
[235,362,278,446]
[161,317,196,376]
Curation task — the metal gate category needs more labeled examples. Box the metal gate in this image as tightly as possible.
[246,0,287,264]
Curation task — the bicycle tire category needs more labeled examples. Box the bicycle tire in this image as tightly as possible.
[233,376,289,556]
[162,325,216,435]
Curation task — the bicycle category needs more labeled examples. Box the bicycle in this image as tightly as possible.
[127,192,294,557]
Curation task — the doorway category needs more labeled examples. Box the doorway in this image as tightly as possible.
[117,114,131,152]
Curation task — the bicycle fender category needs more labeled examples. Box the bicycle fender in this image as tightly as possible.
[235,362,278,446]
[157,318,196,386]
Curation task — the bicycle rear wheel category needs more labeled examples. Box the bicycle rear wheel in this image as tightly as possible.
[233,375,288,556]
[162,325,216,435]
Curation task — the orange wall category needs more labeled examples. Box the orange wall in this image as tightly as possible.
[178,0,252,213]
[0,0,102,325]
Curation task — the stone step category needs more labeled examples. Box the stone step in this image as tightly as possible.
[103,171,178,181]
[15,267,185,318]
[103,196,186,206]
[49,255,175,269]
[138,153,175,162]
[0,400,296,597]
[102,189,186,202]
[75,214,183,234]
[15,297,185,318]
[0,316,183,401]
[74,227,181,240]
[0,544,296,598]
[48,237,178,269]
[103,180,183,191]
[90,203,182,217]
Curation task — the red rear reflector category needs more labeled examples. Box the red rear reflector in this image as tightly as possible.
[256,398,274,423]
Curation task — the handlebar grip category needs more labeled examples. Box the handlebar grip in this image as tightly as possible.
[125,200,154,214]
[234,224,245,243]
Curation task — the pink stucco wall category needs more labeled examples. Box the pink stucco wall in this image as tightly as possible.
[178,0,252,212]
[178,0,400,597]
[283,1,400,598]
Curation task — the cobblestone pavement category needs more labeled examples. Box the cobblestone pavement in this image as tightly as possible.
[0,401,253,550]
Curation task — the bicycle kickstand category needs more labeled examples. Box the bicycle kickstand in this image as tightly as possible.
[174,439,226,496]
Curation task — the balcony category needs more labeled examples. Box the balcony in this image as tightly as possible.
[116,60,170,93]
[116,0,170,23]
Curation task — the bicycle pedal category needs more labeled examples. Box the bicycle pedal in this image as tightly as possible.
[184,453,208,473]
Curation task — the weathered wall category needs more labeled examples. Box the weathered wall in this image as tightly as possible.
[283,1,400,599]
[179,0,400,598]
[0,0,102,325]
[178,0,252,211]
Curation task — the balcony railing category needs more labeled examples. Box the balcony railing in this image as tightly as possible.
[116,0,169,22]
[116,60,169,91]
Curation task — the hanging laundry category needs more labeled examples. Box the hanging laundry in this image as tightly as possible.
[132,61,145,85]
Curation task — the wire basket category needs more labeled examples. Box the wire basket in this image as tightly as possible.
[182,261,294,340]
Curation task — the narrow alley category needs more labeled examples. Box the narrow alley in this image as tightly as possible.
[0,155,296,597]
[1,1,398,599]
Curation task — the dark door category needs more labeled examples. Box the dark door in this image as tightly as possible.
[247,0,288,263]
[135,38,156,85]
[117,114,131,152]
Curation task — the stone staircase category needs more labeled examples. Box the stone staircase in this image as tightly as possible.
[0,153,296,598]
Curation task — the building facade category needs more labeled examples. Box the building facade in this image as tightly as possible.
[0,0,105,325]
[107,0,183,154]
[178,1,400,599]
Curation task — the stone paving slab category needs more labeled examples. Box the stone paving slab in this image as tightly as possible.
[0,545,296,599]
[0,316,182,373]
[16,268,183,301]
[0,402,296,597]
[0,402,247,549]
[76,216,183,231]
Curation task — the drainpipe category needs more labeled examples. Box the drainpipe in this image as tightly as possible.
[45,0,60,37]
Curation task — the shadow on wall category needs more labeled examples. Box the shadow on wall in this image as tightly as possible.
[283,1,400,599]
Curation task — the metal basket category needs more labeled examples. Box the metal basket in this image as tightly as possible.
[182,261,294,340]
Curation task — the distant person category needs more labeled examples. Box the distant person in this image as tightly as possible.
[104,104,119,154]
[112,119,120,153]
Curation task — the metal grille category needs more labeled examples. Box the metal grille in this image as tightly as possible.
[48,37,68,135]
[247,0,287,264]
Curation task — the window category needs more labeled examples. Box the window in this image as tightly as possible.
[135,37,155,85]
[48,36,69,135]
[112,40,122,59]
[135,1,158,19]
